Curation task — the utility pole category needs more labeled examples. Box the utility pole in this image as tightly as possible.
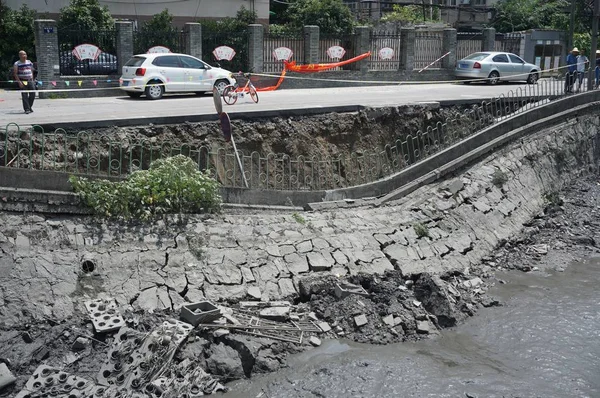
[568,0,576,53]
[588,0,599,90]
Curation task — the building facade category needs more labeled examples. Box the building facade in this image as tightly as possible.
[344,0,499,30]
[4,0,270,26]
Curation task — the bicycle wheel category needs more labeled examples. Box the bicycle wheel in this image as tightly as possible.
[249,85,259,103]
[222,86,238,105]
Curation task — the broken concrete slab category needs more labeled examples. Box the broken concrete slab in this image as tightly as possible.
[259,306,290,322]
[334,282,369,299]
[309,336,322,347]
[71,337,89,351]
[463,277,483,288]
[354,315,368,328]
[247,286,262,300]
[416,320,431,334]
[306,251,335,271]
[0,363,16,390]
[382,315,395,326]
[318,322,331,333]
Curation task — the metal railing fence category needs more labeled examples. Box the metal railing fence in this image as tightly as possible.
[0,75,590,192]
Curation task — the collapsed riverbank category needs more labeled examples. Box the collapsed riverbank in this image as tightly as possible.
[0,111,598,397]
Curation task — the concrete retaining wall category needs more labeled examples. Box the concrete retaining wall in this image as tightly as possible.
[0,109,598,326]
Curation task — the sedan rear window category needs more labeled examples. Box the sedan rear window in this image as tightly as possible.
[125,56,146,67]
[464,53,489,61]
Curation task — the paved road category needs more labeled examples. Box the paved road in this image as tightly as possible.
[0,81,556,128]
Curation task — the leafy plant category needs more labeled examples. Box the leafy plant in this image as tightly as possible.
[70,155,221,220]
[47,92,68,99]
[491,168,508,188]
[381,4,440,24]
[413,222,430,239]
[292,212,306,224]
[287,0,355,36]
[543,191,563,207]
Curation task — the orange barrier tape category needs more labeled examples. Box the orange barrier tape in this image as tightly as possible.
[284,52,371,73]
[254,69,287,92]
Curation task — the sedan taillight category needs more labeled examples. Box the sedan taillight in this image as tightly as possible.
[135,67,146,76]
[473,62,482,69]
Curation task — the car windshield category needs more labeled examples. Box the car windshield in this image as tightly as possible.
[464,53,490,61]
[125,56,146,67]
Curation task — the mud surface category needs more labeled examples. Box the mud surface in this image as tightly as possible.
[224,174,600,398]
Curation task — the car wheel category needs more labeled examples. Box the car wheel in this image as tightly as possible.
[214,79,229,95]
[145,82,164,100]
[487,71,500,85]
[527,72,539,84]
[126,92,142,98]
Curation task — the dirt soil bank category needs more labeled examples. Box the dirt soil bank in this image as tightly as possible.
[0,113,598,396]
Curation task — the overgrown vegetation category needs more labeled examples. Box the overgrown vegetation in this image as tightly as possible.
[292,212,306,224]
[381,4,440,24]
[70,155,221,220]
[0,2,36,83]
[58,0,114,31]
[413,222,430,239]
[269,0,356,35]
[200,6,256,72]
[543,190,564,207]
[491,168,509,188]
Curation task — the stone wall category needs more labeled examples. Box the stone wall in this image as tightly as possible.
[0,111,598,327]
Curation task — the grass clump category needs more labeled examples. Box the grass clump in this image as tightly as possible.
[413,222,430,239]
[491,168,508,188]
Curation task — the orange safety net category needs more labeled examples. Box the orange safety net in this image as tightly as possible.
[284,52,371,73]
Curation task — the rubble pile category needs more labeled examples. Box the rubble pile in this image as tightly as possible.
[301,270,498,345]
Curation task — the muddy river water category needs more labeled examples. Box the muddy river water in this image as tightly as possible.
[224,257,600,398]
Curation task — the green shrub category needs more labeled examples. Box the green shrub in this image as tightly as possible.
[292,212,306,224]
[70,155,221,220]
[491,168,508,188]
[413,222,430,239]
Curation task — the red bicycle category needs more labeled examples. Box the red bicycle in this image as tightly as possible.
[222,72,259,105]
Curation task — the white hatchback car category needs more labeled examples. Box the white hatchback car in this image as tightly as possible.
[119,53,235,99]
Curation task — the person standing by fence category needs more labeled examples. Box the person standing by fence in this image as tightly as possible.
[565,48,578,93]
[575,49,589,92]
[13,50,36,114]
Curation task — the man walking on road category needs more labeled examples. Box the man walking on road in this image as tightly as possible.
[565,48,578,93]
[13,50,35,114]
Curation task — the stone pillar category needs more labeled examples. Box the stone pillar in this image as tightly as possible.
[442,28,457,69]
[248,24,264,73]
[399,27,415,71]
[303,25,320,64]
[482,27,496,52]
[34,19,59,98]
[184,23,202,59]
[355,26,371,72]
[115,21,134,72]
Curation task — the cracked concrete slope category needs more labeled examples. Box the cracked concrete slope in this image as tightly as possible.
[0,114,598,328]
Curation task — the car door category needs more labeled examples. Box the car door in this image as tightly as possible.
[179,55,210,92]
[491,54,511,80]
[151,55,185,92]
[508,54,527,81]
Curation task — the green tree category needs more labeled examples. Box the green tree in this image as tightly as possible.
[142,8,173,32]
[381,4,440,24]
[0,2,36,81]
[134,9,181,54]
[287,0,355,36]
[200,6,256,71]
[492,0,570,32]
[58,0,114,31]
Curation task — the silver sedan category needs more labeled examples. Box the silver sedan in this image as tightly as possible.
[454,52,540,85]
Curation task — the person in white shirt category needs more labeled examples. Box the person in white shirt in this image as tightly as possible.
[576,50,589,91]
